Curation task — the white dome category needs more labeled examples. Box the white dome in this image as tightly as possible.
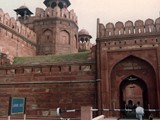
[79,29,89,35]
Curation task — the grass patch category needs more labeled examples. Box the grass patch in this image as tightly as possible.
[13,52,89,64]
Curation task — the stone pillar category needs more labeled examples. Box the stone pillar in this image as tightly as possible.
[81,106,92,120]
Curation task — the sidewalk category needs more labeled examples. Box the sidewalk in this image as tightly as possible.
[0,117,59,120]
[106,118,160,120]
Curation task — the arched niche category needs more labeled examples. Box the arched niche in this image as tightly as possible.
[135,20,144,34]
[99,24,106,38]
[59,30,70,44]
[125,21,134,34]
[115,21,124,35]
[145,19,155,33]
[106,22,114,36]
[41,29,53,44]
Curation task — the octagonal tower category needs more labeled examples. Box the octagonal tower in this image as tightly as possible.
[35,0,78,55]
[15,0,78,55]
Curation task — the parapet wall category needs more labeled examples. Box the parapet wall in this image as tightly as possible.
[0,8,36,44]
[97,18,160,38]
[35,7,78,24]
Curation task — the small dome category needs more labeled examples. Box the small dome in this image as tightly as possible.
[78,29,92,39]
[79,29,89,35]
[14,5,33,16]
[19,5,29,9]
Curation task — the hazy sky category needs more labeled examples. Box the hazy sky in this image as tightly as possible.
[0,0,160,43]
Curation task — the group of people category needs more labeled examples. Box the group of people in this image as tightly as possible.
[123,100,152,120]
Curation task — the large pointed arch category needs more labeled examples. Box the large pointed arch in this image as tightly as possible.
[119,74,148,118]
[109,55,158,118]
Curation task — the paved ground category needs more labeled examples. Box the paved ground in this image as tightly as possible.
[119,119,160,120]
[105,118,160,120]
[0,117,59,120]
[0,117,160,120]
[117,118,160,120]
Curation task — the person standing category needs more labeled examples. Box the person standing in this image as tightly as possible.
[135,101,144,120]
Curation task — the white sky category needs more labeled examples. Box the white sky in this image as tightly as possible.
[0,0,160,43]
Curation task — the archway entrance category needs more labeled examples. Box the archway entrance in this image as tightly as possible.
[110,55,158,118]
[119,75,148,118]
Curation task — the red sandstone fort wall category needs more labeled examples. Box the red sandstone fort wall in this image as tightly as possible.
[0,62,96,118]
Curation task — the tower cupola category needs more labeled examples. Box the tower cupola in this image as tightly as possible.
[78,29,92,52]
[14,5,33,18]
[43,0,71,9]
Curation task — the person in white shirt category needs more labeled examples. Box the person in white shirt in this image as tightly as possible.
[135,101,144,120]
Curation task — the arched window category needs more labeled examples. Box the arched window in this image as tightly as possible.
[59,30,70,44]
[41,29,53,44]
[39,29,53,54]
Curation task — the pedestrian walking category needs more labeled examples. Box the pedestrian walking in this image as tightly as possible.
[135,101,144,120]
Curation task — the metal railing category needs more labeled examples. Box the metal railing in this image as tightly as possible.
[56,107,160,120]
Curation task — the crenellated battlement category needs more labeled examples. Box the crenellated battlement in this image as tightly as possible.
[35,7,78,24]
[0,61,95,76]
[0,8,36,44]
[97,18,160,51]
[97,18,160,38]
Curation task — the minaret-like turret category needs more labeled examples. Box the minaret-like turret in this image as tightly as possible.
[43,0,71,9]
